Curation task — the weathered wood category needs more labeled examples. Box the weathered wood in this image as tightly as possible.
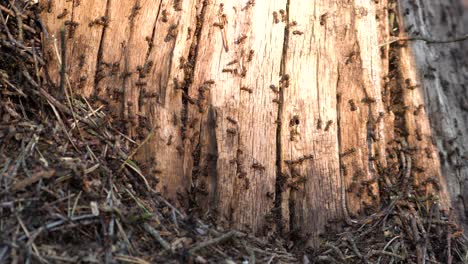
[127,0,197,205]
[334,1,387,216]
[40,0,465,244]
[41,0,73,90]
[278,1,394,245]
[397,0,467,222]
[279,1,344,245]
[40,0,196,206]
[67,1,107,96]
[185,0,286,233]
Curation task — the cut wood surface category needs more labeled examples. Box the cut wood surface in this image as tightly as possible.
[40,0,467,243]
[185,0,286,232]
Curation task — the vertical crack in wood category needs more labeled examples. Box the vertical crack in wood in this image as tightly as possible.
[93,0,111,97]
[137,1,163,113]
[182,0,210,207]
[120,0,142,122]
[335,64,353,225]
[68,0,76,75]
[274,0,290,235]
[353,38,377,183]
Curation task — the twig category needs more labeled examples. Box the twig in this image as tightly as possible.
[266,254,276,264]
[59,28,67,99]
[11,169,55,191]
[316,255,338,263]
[114,255,150,264]
[188,230,243,254]
[447,211,454,264]
[346,234,367,264]
[16,215,45,262]
[377,235,401,264]
[105,176,115,264]
[118,128,155,173]
[143,223,172,253]
[18,214,99,241]
[379,33,468,46]
[116,219,135,255]
[422,205,434,264]
[9,3,23,43]
[242,240,256,264]
[325,242,345,261]
[370,250,405,260]
[410,210,423,264]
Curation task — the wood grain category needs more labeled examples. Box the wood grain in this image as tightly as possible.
[40,0,464,243]
[397,0,468,217]
[185,0,286,233]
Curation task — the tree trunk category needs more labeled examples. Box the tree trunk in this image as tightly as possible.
[40,0,468,245]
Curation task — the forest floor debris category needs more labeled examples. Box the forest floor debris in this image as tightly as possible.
[0,1,467,263]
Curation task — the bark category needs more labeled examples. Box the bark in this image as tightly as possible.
[40,0,467,245]
[396,0,468,226]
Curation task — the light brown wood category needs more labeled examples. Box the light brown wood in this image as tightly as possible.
[40,0,466,244]
[279,1,344,244]
[185,0,286,233]
[41,0,197,206]
[41,0,73,89]
[68,1,106,96]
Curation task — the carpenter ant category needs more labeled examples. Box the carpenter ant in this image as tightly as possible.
[213,22,224,29]
[247,50,254,62]
[415,128,423,141]
[235,34,248,44]
[57,9,69,19]
[279,9,286,22]
[361,96,376,104]
[167,135,173,145]
[317,118,323,130]
[252,162,265,171]
[89,16,109,27]
[348,99,357,111]
[244,178,250,190]
[226,128,237,135]
[273,11,279,24]
[222,68,236,73]
[240,86,253,93]
[176,146,184,156]
[289,21,298,27]
[173,0,182,11]
[424,147,433,158]
[414,104,424,115]
[377,112,384,122]
[165,24,178,42]
[161,9,169,23]
[242,0,255,11]
[240,68,247,77]
[227,59,238,66]
[324,120,333,131]
[78,54,86,68]
[320,13,328,25]
[284,154,313,165]
[226,116,237,124]
[269,84,279,93]
[64,20,79,38]
[340,148,356,158]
